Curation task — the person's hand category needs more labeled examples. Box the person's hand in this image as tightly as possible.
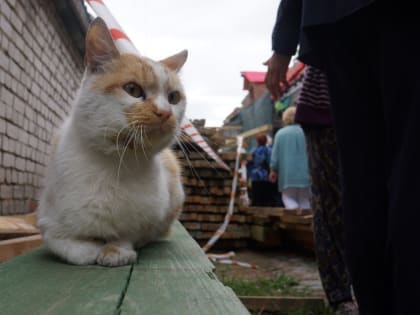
[263,52,292,100]
[269,170,278,183]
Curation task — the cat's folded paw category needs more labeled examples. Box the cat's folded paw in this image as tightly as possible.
[96,245,137,267]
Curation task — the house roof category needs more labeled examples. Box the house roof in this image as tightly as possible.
[241,71,266,83]
[241,61,306,88]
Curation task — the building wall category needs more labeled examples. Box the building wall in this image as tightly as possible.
[0,0,86,214]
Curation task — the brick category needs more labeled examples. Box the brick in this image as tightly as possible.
[3,136,11,152]
[24,185,33,198]
[18,171,25,184]
[13,200,26,213]
[8,58,21,80]
[10,10,23,32]
[3,152,14,168]
[12,185,24,198]
[0,168,5,183]
[25,160,34,172]
[1,86,14,106]
[0,118,6,134]
[16,156,25,170]
[6,122,19,139]
[0,50,9,70]
[0,14,13,37]
[0,184,13,199]
[0,0,12,19]
[6,0,16,9]
[12,169,18,183]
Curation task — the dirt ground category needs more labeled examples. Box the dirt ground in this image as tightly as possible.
[213,248,325,298]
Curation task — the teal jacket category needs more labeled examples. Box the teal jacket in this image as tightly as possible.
[270,124,310,191]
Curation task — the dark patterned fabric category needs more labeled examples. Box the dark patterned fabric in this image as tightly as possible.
[295,66,333,126]
[305,127,353,307]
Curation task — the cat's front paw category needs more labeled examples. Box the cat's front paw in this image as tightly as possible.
[96,246,137,267]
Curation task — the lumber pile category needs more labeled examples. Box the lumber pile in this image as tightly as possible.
[244,207,314,251]
[174,138,253,249]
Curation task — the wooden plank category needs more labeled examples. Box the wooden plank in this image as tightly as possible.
[280,214,313,225]
[0,234,43,262]
[0,247,132,315]
[239,296,325,312]
[122,222,249,315]
[243,207,284,217]
[250,225,283,246]
[278,222,313,232]
[0,222,249,315]
[0,213,39,236]
[225,125,273,146]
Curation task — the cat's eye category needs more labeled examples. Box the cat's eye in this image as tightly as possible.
[123,83,146,99]
[168,91,181,104]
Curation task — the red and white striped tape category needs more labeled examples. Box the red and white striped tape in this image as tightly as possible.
[86,0,139,55]
[202,136,243,252]
[86,0,229,170]
[181,117,230,171]
[207,252,257,269]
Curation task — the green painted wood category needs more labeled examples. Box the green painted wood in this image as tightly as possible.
[122,222,250,314]
[121,270,250,315]
[0,247,131,315]
[0,222,249,315]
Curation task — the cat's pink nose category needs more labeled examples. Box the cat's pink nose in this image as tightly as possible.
[154,109,172,122]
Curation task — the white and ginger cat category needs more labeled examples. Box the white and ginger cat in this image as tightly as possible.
[37,17,187,267]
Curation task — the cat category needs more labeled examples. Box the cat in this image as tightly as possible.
[37,17,187,267]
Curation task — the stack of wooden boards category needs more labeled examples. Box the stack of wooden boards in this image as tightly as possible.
[174,130,314,251]
[0,212,42,262]
[243,207,314,251]
[174,146,253,249]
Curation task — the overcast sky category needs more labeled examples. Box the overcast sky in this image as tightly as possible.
[95,1,279,127]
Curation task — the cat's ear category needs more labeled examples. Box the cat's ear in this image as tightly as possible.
[159,50,188,72]
[84,17,120,72]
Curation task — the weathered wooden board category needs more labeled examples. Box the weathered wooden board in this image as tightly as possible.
[122,222,249,315]
[0,247,132,315]
[239,296,325,312]
[0,213,39,236]
[0,222,249,315]
[0,234,43,262]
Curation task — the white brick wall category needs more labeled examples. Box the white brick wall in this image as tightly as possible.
[0,0,87,214]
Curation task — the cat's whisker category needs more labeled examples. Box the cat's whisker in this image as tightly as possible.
[175,138,211,196]
[133,128,140,164]
[179,131,226,178]
[116,127,133,182]
[142,127,152,147]
[115,125,128,159]
[140,125,149,161]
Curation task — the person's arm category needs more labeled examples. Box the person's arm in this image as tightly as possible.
[264,0,302,99]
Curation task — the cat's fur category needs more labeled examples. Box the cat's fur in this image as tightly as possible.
[37,18,187,266]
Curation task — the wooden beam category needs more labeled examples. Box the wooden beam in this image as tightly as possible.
[0,213,39,236]
[239,296,325,312]
[0,234,43,262]
[224,124,273,146]
[239,124,272,139]
[0,223,249,315]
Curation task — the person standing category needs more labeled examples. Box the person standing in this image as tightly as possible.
[269,107,310,209]
[264,1,420,314]
[295,66,357,314]
[249,134,274,207]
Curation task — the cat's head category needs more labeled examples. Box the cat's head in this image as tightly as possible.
[74,17,187,157]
